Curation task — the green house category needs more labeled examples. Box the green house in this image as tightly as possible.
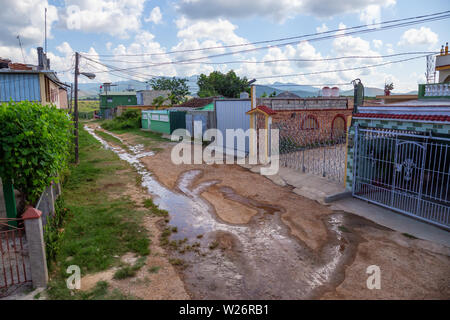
[141,110,186,134]
[99,91,137,117]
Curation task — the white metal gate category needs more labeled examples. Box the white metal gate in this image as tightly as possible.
[352,126,450,229]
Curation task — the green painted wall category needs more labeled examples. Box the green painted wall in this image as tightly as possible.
[100,94,137,109]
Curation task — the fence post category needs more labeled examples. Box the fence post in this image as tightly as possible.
[2,178,17,227]
[22,207,48,288]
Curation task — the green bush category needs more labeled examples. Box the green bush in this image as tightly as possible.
[102,110,141,131]
[0,101,73,204]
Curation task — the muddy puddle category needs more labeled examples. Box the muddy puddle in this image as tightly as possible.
[85,125,372,299]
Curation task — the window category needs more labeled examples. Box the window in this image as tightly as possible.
[107,98,113,103]
[128,98,131,102]
[302,115,319,130]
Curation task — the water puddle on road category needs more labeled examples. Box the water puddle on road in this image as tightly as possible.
[85,125,363,299]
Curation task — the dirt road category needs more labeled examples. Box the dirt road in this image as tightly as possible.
[87,124,450,300]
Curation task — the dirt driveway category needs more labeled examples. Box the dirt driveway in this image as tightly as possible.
[89,124,450,300]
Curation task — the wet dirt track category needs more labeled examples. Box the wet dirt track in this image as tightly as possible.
[85,124,450,300]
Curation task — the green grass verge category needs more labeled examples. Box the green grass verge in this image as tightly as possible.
[46,124,150,299]
[94,129,127,149]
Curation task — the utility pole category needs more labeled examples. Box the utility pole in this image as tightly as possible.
[74,52,79,163]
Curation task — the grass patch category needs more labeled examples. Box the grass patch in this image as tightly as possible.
[103,125,169,150]
[94,129,126,149]
[148,266,160,274]
[46,124,150,299]
[47,280,136,300]
[143,198,169,217]
[113,257,147,280]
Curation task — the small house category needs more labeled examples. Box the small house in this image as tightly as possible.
[0,47,69,109]
[99,91,137,118]
[141,109,186,135]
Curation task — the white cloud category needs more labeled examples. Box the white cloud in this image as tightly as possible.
[145,6,162,24]
[177,0,396,22]
[316,23,328,33]
[359,4,381,26]
[0,1,58,47]
[60,0,146,38]
[372,39,383,49]
[398,27,439,47]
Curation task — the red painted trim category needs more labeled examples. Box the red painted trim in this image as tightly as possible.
[22,207,42,220]
[353,113,450,122]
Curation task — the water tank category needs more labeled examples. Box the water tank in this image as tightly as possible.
[240,92,249,99]
[322,86,331,97]
[331,87,340,97]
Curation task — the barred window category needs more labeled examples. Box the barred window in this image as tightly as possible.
[302,115,319,130]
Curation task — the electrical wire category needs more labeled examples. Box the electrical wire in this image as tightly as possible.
[82,10,450,57]
[255,54,428,79]
[79,13,450,73]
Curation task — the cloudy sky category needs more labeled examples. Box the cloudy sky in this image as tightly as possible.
[0,0,448,92]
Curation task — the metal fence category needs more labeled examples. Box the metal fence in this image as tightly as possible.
[275,116,347,183]
[0,219,31,297]
[352,126,450,229]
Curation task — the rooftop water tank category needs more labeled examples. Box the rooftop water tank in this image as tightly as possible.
[322,86,331,97]
[331,87,339,97]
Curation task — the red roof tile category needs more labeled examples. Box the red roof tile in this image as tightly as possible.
[353,113,450,122]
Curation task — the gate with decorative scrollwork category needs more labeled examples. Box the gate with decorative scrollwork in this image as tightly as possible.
[352,126,450,229]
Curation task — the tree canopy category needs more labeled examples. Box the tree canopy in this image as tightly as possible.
[197,70,249,98]
[148,77,190,105]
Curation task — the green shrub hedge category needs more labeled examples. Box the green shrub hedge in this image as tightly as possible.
[0,101,73,204]
[102,109,141,131]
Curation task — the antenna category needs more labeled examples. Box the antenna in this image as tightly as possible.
[44,7,47,53]
[17,35,26,64]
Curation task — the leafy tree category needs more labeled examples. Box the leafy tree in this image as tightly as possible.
[197,70,249,98]
[269,91,277,97]
[261,92,268,98]
[152,95,166,109]
[148,77,190,105]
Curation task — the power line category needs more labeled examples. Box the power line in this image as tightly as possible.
[93,51,438,65]
[255,54,428,79]
[80,13,450,73]
[83,10,450,57]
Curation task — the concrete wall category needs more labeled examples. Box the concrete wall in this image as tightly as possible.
[137,90,170,105]
[257,97,353,111]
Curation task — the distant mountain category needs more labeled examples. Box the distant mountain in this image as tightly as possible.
[76,76,415,99]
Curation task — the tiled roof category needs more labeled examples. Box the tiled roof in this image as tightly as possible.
[246,105,277,115]
[353,113,450,122]
[174,97,216,108]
